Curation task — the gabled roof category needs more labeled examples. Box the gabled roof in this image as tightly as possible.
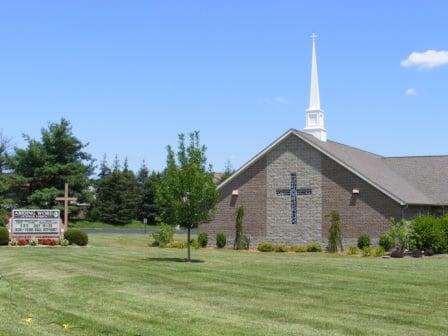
[218,129,447,206]
[383,156,448,205]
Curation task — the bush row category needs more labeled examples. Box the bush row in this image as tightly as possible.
[257,241,322,253]
[356,215,448,256]
[0,227,86,246]
[9,238,70,247]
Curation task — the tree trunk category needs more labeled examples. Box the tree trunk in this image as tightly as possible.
[187,227,191,262]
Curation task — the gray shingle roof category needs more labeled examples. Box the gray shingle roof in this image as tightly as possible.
[383,156,448,205]
[218,129,447,206]
[293,130,436,205]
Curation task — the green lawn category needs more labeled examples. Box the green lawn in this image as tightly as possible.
[69,220,159,230]
[0,235,447,336]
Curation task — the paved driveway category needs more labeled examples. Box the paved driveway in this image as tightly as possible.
[81,228,196,235]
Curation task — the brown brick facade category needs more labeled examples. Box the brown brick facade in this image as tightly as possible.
[321,155,402,242]
[200,156,267,246]
[204,134,424,247]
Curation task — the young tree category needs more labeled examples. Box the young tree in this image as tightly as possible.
[327,210,343,253]
[156,132,218,261]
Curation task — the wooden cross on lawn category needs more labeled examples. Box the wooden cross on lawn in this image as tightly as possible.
[276,173,312,224]
[55,183,77,227]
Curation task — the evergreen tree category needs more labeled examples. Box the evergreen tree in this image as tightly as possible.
[98,154,111,178]
[95,158,141,224]
[135,162,159,224]
[327,210,343,253]
[10,119,94,208]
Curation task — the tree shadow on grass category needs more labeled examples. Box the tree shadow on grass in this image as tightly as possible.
[144,257,205,263]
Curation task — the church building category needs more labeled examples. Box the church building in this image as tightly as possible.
[201,35,448,246]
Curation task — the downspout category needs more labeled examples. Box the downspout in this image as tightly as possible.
[401,204,409,221]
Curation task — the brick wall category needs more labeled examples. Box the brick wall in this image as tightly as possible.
[321,155,402,241]
[200,156,267,247]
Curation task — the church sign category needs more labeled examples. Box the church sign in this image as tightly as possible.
[10,209,62,238]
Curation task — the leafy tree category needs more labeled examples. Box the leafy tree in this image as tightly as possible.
[327,210,343,253]
[219,160,235,183]
[9,119,94,209]
[156,132,218,261]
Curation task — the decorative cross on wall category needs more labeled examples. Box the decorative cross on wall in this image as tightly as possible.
[276,173,312,224]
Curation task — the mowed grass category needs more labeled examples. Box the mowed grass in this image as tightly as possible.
[0,235,447,336]
[69,220,159,230]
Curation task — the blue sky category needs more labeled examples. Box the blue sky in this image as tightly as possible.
[1,1,447,172]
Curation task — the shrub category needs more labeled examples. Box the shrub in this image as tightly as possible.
[239,235,250,250]
[216,232,226,248]
[372,246,385,257]
[257,241,274,252]
[357,234,371,250]
[387,219,411,252]
[9,239,18,246]
[18,238,29,246]
[166,240,188,249]
[306,243,322,252]
[410,216,446,254]
[151,224,175,247]
[0,208,9,227]
[64,228,89,246]
[274,244,289,252]
[59,239,69,247]
[38,238,58,246]
[361,247,373,257]
[29,238,38,246]
[327,210,343,253]
[234,206,245,250]
[347,246,359,255]
[379,234,393,251]
[411,249,423,258]
[390,248,404,258]
[0,227,9,245]
[424,248,434,256]
[190,239,200,250]
[291,244,308,253]
[198,232,208,248]
[441,216,448,245]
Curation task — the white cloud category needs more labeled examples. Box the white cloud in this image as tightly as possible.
[405,88,417,96]
[274,96,288,104]
[401,50,448,69]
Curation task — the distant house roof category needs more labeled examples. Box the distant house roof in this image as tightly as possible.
[213,172,224,184]
[218,129,448,206]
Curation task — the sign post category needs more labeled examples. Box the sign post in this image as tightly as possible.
[143,218,148,234]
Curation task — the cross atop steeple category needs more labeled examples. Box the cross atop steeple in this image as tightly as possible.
[304,33,327,142]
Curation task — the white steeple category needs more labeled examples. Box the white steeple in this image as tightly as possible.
[304,33,327,142]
